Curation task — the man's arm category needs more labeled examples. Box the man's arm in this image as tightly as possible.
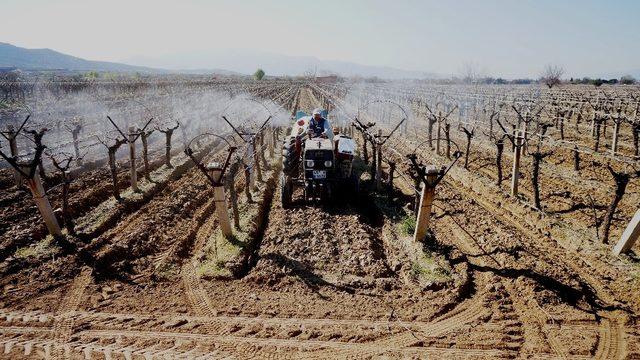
[322,119,331,135]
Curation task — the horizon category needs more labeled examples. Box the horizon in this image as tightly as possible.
[1,0,639,78]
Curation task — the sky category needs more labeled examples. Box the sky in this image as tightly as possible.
[1,0,639,78]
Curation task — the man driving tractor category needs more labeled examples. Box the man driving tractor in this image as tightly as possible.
[306,108,331,138]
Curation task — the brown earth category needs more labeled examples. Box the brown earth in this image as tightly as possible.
[0,85,638,359]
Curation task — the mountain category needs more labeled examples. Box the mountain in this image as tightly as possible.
[124,49,440,79]
[0,42,164,73]
[1,42,435,79]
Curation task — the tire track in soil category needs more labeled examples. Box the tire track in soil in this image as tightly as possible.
[594,318,625,360]
[411,142,627,358]
[442,170,631,359]
[401,131,622,309]
[88,142,227,276]
[408,158,584,358]
[50,266,93,359]
[179,162,281,335]
[0,325,515,359]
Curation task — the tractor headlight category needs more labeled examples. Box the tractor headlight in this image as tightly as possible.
[324,160,332,167]
[306,160,315,167]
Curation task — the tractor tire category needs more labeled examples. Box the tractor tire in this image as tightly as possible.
[350,172,360,204]
[321,184,333,206]
[282,136,299,177]
[280,172,292,208]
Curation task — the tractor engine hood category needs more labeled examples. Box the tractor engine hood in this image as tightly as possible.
[304,138,333,151]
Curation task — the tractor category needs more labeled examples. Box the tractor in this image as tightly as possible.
[280,110,358,207]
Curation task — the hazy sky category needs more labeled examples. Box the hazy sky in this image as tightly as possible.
[1,0,639,78]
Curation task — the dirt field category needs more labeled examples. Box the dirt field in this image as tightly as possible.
[0,82,639,359]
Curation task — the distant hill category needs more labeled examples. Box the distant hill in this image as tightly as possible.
[0,42,242,76]
[0,42,164,73]
[125,49,441,79]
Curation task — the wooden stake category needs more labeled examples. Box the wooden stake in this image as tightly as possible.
[387,161,396,193]
[252,138,262,183]
[7,126,20,186]
[226,162,241,230]
[269,128,275,158]
[511,129,524,197]
[436,119,441,155]
[71,126,82,167]
[128,126,139,191]
[375,129,383,191]
[244,163,253,203]
[611,121,620,155]
[22,168,62,237]
[613,208,640,256]
[208,163,232,238]
[413,166,438,243]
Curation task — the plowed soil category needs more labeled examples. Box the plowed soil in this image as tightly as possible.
[0,85,639,359]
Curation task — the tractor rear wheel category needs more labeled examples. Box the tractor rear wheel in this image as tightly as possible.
[280,173,292,208]
[282,136,299,177]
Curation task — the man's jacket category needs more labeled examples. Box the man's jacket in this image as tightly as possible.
[308,117,330,137]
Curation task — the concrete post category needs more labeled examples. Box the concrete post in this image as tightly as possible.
[72,128,82,167]
[611,121,620,155]
[7,126,20,186]
[227,163,241,230]
[388,161,396,193]
[413,166,439,243]
[511,129,524,197]
[436,118,442,155]
[244,164,253,203]
[22,168,62,237]
[128,126,139,192]
[252,138,262,183]
[208,162,232,239]
[269,128,275,158]
[375,129,383,191]
[259,133,267,169]
[613,208,640,256]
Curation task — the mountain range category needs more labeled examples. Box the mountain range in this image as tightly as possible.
[124,49,440,79]
[0,42,436,79]
[1,42,638,80]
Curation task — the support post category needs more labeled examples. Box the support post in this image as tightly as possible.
[22,168,62,237]
[511,129,524,197]
[414,166,439,242]
[208,162,233,238]
[611,121,620,155]
[252,137,262,183]
[226,162,241,230]
[387,161,396,193]
[128,126,139,192]
[259,133,268,168]
[613,208,640,255]
[362,131,369,164]
[436,119,441,155]
[7,126,20,186]
[375,129,383,191]
[268,128,275,158]
[72,127,82,167]
[244,163,253,203]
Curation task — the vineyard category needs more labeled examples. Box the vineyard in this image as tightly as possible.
[0,77,639,359]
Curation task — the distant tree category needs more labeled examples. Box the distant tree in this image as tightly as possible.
[620,75,637,85]
[460,61,483,84]
[254,68,265,80]
[84,71,99,80]
[540,64,564,88]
